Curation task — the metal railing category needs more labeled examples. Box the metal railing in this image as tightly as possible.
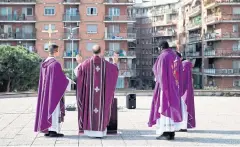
[119,69,136,77]
[154,9,177,15]
[188,5,201,16]
[105,15,135,21]
[63,50,79,57]
[206,14,240,23]
[204,32,240,40]
[105,50,136,57]
[188,21,202,29]
[63,32,80,39]
[62,0,80,3]
[204,68,240,75]
[153,31,175,37]
[0,0,36,2]
[204,0,240,6]
[0,32,36,39]
[105,33,136,40]
[0,14,35,21]
[104,0,134,3]
[204,49,240,57]
[63,14,80,21]
[188,34,202,43]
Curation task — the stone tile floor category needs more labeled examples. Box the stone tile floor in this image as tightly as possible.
[0,96,240,147]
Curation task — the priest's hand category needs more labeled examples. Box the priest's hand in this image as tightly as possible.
[76,55,82,64]
[113,53,119,64]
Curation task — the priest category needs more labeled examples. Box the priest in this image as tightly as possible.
[76,44,119,138]
[148,41,183,140]
[182,59,196,129]
[34,44,72,137]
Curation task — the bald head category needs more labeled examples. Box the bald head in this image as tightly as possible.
[92,44,101,55]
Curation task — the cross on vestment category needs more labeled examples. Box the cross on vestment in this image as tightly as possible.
[94,108,99,113]
[96,66,100,72]
[95,87,100,92]
[42,24,58,49]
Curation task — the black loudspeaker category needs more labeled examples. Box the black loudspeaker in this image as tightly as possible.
[107,98,118,134]
[126,94,136,109]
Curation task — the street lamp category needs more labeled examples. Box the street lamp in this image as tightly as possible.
[64,25,79,85]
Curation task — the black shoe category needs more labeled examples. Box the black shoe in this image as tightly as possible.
[178,129,187,132]
[49,131,64,137]
[44,133,50,137]
[169,132,175,140]
[156,132,171,140]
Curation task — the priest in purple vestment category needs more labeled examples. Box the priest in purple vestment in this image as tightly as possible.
[182,60,196,129]
[34,44,72,137]
[148,41,183,140]
[76,45,119,138]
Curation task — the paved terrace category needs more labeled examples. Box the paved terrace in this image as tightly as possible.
[0,96,240,147]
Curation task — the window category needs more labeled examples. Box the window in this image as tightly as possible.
[44,7,55,15]
[44,43,55,51]
[87,7,97,15]
[87,24,98,33]
[233,24,239,32]
[22,8,33,16]
[108,25,120,34]
[44,24,55,31]
[86,43,96,51]
[109,8,120,16]
[233,60,240,69]
[109,42,120,51]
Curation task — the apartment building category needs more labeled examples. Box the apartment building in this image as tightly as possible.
[132,0,179,89]
[179,0,240,89]
[0,0,136,89]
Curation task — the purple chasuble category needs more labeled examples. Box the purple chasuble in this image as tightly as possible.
[77,56,118,132]
[182,60,196,128]
[34,58,68,133]
[148,49,183,127]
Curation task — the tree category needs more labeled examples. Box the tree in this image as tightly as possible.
[0,45,41,92]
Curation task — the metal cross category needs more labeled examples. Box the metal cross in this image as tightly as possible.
[95,87,100,92]
[94,108,99,113]
[96,66,100,72]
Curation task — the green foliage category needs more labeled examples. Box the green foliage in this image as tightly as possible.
[63,69,76,81]
[0,45,41,92]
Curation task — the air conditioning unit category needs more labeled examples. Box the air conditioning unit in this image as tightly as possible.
[228,69,234,74]
[222,69,228,74]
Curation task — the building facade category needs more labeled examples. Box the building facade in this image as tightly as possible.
[132,0,179,89]
[179,0,240,89]
[0,0,136,89]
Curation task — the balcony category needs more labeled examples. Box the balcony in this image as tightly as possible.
[188,5,201,18]
[0,32,36,41]
[192,68,201,74]
[153,31,176,37]
[0,14,35,22]
[63,49,79,58]
[204,32,240,41]
[185,52,201,58]
[204,0,240,9]
[188,34,202,43]
[187,21,201,31]
[152,19,177,27]
[62,0,80,4]
[63,14,80,22]
[204,49,240,58]
[0,0,36,5]
[104,15,135,23]
[206,14,240,25]
[105,50,136,58]
[103,0,134,5]
[119,68,136,77]
[204,68,240,77]
[62,33,80,40]
[105,33,136,41]
[154,9,177,16]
